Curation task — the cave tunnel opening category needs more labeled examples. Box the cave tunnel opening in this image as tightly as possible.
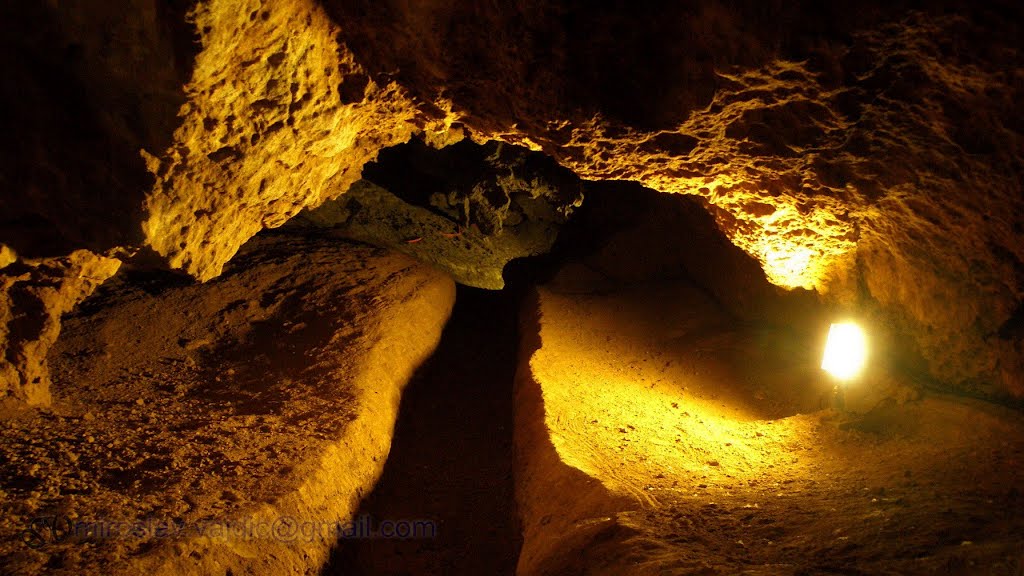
[299,143,1024,574]
[1,0,1023,573]
[1,126,1023,576]
[303,133,1024,574]
[3,134,1023,576]
[316,171,843,574]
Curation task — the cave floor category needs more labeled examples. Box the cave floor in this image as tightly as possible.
[0,236,456,575]
[1,239,1023,576]
[514,279,1024,575]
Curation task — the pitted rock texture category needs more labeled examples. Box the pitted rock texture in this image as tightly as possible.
[321,1,1023,398]
[0,0,1021,402]
[296,139,582,289]
[140,0,462,282]
[1,251,121,407]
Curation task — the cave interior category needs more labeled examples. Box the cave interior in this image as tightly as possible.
[0,1,1023,575]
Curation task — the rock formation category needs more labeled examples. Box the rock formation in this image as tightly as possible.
[138,0,462,282]
[0,236,454,575]
[319,0,1023,399]
[1,251,121,406]
[295,139,583,289]
[0,2,1022,574]
[4,0,1019,403]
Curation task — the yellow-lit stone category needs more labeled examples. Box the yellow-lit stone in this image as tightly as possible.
[141,0,462,282]
[1,251,121,406]
[0,245,14,270]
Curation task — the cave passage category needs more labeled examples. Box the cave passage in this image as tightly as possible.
[2,1,1024,574]
[323,285,523,575]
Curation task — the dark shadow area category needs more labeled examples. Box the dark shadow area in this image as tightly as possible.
[318,0,1017,132]
[0,0,198,255]
[514,180,822,329]
[322,285,522,575]
[362,138,580,233]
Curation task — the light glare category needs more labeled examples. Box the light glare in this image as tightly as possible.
[822,322,868,381]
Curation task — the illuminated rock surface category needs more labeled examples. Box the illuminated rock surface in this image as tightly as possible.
[295,139,582,289]
[0,1,1022,574]
[0,237,454,575]
[138,0,462,282]
[515,278,1024,575]
[320,0,1023,400]
[3,0,1020,400]
[1,251,121,407]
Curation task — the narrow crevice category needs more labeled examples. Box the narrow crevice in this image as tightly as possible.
[322,284,522,575]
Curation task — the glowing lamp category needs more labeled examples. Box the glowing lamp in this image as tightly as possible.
[821,322,868,381]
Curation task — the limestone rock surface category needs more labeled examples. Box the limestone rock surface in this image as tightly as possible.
[1,0,1021,402]
[0,251,121,407]
[322,0,1024,398]
[139,0,462,282]
[0,235,454,575]
[296,139,582,289]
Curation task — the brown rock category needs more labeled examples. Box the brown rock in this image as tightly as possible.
[140,0,461,282]
[0,251,121,406]
[0,236,455,576]
[1,0,1021,402]
[0,246,15,270]
[321,1,1024,398]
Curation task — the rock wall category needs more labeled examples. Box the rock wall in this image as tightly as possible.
[139,0,463,281]
[321,0,1024,398]
[0,0,1021,401]
[0,0,195,256]
[0,251,121,407]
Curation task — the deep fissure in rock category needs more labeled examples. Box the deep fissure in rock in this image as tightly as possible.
[323,285,522,575]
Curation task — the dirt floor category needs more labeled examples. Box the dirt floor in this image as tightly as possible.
[323,285,522,575]
[0,234,454,576]
[1,228,1023,576]
[514,276,1024,575]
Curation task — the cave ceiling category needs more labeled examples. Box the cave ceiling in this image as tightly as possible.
[0,0,1022,403]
